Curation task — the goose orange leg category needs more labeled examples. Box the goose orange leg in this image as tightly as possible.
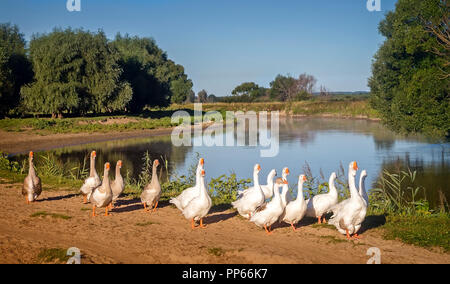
[143,203,149,212]
[152,201,159,212]
[25,196,30,205]
[352,233,363,240]
[191,218,196,230]
[291,222,298,232]
[83,195,87,204]
[92,205,97,217]
[317,216,322,224]
[105,206,111,217]
[322,217,327,223]
[346,229,351,240]
[264,225,273,235]
[199,218,207,229]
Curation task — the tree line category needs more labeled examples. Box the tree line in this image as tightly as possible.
[0,24,193,117]
[217,73,321,103]
[369,0,449,138]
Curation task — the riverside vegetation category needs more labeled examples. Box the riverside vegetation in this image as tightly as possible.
[0,151,448,252]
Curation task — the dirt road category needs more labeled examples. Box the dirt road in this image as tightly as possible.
[0,182,448,264]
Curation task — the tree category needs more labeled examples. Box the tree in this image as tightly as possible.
[207,94,217,103]
[423,0,450,79]
[21,28,131,117]
[270,74,316,101]
[0,23,32,116]
[369,0,449,138]
[232,82,266,101]
[198,89,208,103]
[113,34,193,110]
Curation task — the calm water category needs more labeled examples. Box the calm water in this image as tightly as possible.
[12,117,450,208]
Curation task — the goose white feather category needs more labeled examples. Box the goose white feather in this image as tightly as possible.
[328,162,367,239]
[232,164,265,219]
[305,172,339,223]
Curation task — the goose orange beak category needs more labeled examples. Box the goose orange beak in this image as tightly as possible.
[303,176,307,182]
[285,168,290,175]
[92,151,96,158]
[200,158,204,166]
[29,151,33,158]
[118,160,122,167]
[257,164,261,171]
[283,179,288,184]
[106,163,110,170]
[353,162,358,171]
[201,169,205,176]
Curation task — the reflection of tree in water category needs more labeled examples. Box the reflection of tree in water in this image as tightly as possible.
[376,150,450,210]
[13,135,192,181]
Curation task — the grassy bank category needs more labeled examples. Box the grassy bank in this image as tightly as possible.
[0,100,379,135]
[177,100,379,120]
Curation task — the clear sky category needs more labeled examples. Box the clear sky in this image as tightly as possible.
[0,0,396,96]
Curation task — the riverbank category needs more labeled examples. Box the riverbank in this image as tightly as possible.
[0,180,448,264]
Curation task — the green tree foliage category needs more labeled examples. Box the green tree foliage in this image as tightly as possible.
[21,28,131,116]
[231,82,266,102]
[113,34,193,110]
[369,0,450,138]
[0,23,32,116]
[270,73,316,101]
[198,89,208,103]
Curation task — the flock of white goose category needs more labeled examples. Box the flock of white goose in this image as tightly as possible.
[22,150,368,239]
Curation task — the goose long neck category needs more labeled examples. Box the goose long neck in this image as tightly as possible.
[360,175,367,197]
[90,156,96,177]
[253,171,260,187]
[116,165,122,180]
[195,166,201,186]
[297,182,304,201]
[329,175,338,197]
[28,158,36,177]
[102,169,110,193]
[349,170,358,198]
[199,176,208,199]
[151,163,159,184]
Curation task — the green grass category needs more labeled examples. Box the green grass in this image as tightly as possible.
[311,223,337,230]
[37,248,70,263]
[207,247,226,257]
[381,214,450,252]
[136,221,160,227]
[0,114,181,134]
[30,211,72,220]
[319,235,349,244]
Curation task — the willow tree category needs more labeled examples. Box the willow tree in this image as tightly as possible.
[21,28,132,117]
[113,34,193,110]
[369,0,449,138]
[0,23,32,116]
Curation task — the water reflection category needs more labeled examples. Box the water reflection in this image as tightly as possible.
[11,118,450,209]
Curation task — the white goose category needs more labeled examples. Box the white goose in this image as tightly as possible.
[90,162,113,217]
[305,172,339,224]
[111,160,124,208]
[22,151,42,204]
[282,175,308,231]
[141,159,161,212]
[328,162,367,240]
[250,179,286,235]
[232,164,265,219]
[359,170,369,206]
[259,169,278,199]
[80,151,101,204]
[281,167,293,204]
[182,168,212,229]
[170,158,204,211]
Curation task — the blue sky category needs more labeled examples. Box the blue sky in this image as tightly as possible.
[0,0,396,96]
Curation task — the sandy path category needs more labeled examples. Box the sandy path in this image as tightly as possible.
[0,182,448,264]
